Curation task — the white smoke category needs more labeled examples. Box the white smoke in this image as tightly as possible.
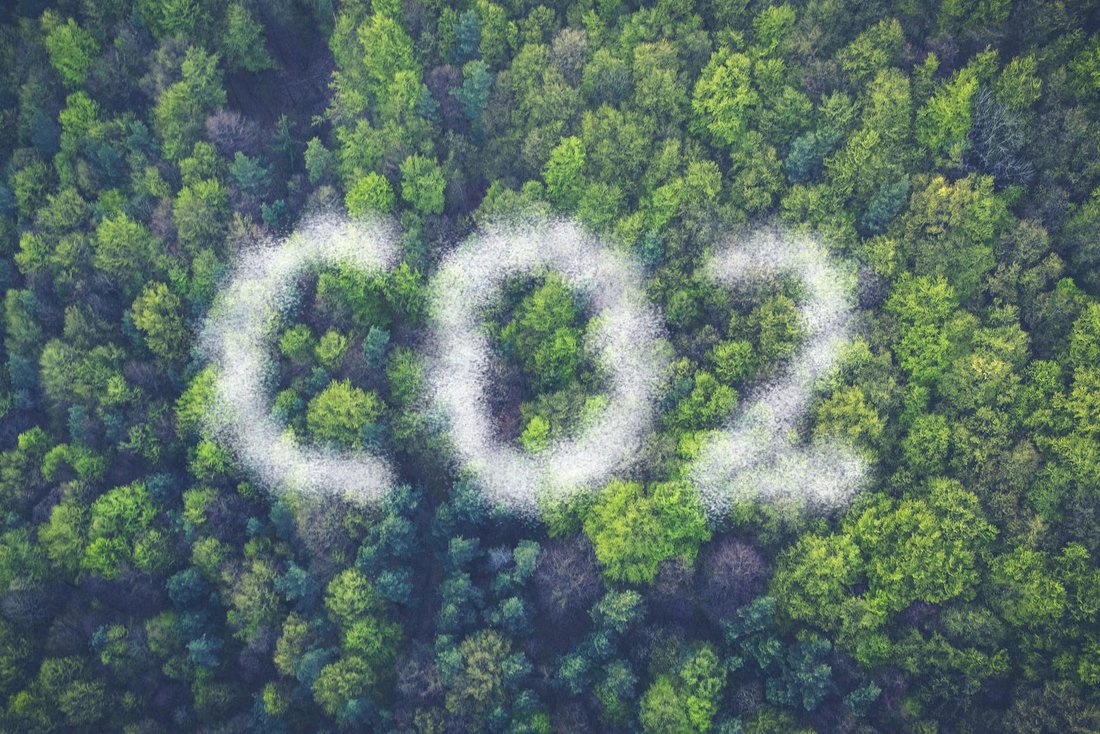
[199,214,864,516]
[425,217,670,515]
[200,213,400,502]
[689,227,868,517]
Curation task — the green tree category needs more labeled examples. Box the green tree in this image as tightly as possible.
[584,480,710,584]
[304,137,334,185]
[916,66,979,166]
[307,380,384,449]
[640,676,693,734]
[39,499,87,577]
[896,174,1009,302]
[346,172,395,216]
[41,12,99,89]
[773,479,995,662]
[312,656,383,718]
[228,152,271,198]
[223,3,276,72]
[444,630,513,725]
[399,154,446,214]
[315,330,349,371]
[454,60,493,128]
[885,273,958,386]
[750,293,803,362]
[669,371,738,431]
[849,479,996,613]
[813,385,884,448]
[83,482,172,579]
[500,275,585,391]
[94,214,165,298]
[279,324,315,364]
[901,411,952,475]
[326,567,384,627]
[691,49,758,151]
[175,178,230,255]
[132,282,188,364]
[836,18,904,86]
[543,136,586,211]
[678,645,727,732]
[153,47,227,160]
[989,547,1067,629]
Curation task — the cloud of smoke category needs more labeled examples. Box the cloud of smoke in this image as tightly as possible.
[200,214,863,517]
[425,217,670,515]
[689,227,868,517]
[200,213,400,502]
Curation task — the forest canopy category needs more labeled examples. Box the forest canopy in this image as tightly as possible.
[0,0,1099,732]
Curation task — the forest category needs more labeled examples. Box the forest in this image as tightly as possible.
[1,0,1099,731]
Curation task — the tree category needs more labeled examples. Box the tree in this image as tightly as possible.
[305,137,334,185]
[836,18,904,86]
[771,533,863,633]
[83,482,172,579]
[543,136,586,211]
[639,645,726,734]
[94,213,165,298]
[532,535,601,628]
[773,479,996,663]
[1062,189,1100,292]
[12,657,108,729]
[691,49,758,151]
[174,178,230,254]
[813,385,884,448]
[937,0,1011,35]
[848,479,996,613]
[896,174,1009,302]
[444,630,512,726]
[584,480,710,584]
[358,13,418,96]
[749,293,803,363]
[669,371,738,431]
[41,12,99,89]
[312,655,380,718]
[307,380,384,449]
[698,536,768,621]
[454,60,493,128]
[132,282,188,364]
[228,152,271,198]
[326,567,383,627]
[708,339,754,385]
[885,273,958,387]
[500,274,585,391]
[39,499,87,577]
[1069,303,1100,371]
[222,3,276,72]
[861,178,910,235]
[153,47,227,160]
[315,330,350,371]
[901,411,952,476]
[1002,681,1100,734]
[316,263,389,329]
[916,66,979,167]
[988,547,1067,629]
[399,154,446,214]
[640,676,694,734]
[595,659,636,725]
[346,172,395,216]
[279,324,315,364]
[679,645,727,732]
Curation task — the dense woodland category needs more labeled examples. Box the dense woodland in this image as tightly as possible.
[1,0,1100,731]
